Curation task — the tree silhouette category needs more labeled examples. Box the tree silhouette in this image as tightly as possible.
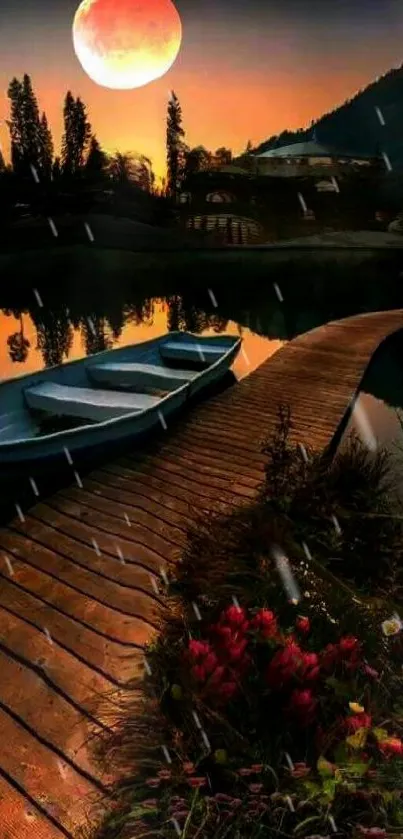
[214,147,232,166]
[183,146,212,179]
[7,74,43,176]
[7,77,24,173]
[85,134,108,182]
[7,314,30,363]
[61,91,91,177]
[38,112,54,179]
[52,156,61,181]
[166,91,185,199]
[107,151,155,192]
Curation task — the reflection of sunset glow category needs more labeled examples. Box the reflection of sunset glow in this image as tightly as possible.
[0,303,284,383]
[73,0,182,90]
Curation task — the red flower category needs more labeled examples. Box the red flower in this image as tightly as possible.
[191,663,207,683]
[286,688,318,726]
[226,638,248,663]
[379,737,403,757]
[300,651,320,682]
[266,640,304,688]
[206,664,226,687]
[339,635,360,655]
[357,827,386,838]
[321,643,339,672]
[187,639,211,660]
[291,762,310,779]
[339,635,362,669]
[215,680,239,702]
[219,605,249,632]
[203,651,220,675]
[183,762,195,775]
[346,713,372,733]
[251,608,278,639]
[296,615,310,635]
[188,776,206,788]
[248,783,263,794]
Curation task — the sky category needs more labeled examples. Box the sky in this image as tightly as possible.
[0,0,403,179]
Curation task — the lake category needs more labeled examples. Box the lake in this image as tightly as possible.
[1,244,403,385]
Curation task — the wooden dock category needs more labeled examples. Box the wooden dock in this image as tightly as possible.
[0,308,402,837]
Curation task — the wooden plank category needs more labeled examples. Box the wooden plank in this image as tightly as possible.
[12,513,161,594]
[0,647,107,784]
[0,772,66,839]
[0,529,160,629]
[0,540,151,648]
[0,705,102,836]
[47,495,182,564]
[28,503,170,574]
[0,604,123,724]
[0,575,142,685]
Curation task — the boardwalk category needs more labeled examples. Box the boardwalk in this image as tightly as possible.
[0,308,402,837]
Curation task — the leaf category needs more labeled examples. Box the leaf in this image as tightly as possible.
[346,728,368,749]
[293,816,321,834]
[303,780,321,799]
[348,762,369,778]
[373,727,390,743]
[317,756,334,777]
[325,677,350,698]
[322,778,337,801]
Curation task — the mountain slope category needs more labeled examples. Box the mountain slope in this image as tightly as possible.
[254,64,403,167]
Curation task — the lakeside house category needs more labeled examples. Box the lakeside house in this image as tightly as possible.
[179,141,385,244]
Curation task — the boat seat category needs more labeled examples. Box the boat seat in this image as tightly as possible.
[24,382,160,423]
[159,341,225,364]
[88,361,196,391]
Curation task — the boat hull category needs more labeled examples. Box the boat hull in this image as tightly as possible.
[0,333,241,466]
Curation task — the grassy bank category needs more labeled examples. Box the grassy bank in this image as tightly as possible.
[89,408,403,839]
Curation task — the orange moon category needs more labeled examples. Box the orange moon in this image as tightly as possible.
[72,0,182,90]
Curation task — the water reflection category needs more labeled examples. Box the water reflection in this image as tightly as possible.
[339,331,403,501]
[0,300,281,383]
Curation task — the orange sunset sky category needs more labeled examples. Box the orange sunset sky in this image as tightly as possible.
[0,1,403,179]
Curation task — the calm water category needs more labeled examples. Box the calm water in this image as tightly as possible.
[342,332,403,501]
[0,300,281,384]
[1,249,403,384]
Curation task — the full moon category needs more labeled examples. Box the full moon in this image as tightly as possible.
[72,0,182,90]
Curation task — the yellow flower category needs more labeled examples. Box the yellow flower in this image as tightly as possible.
[170,684,183,700]
[382,618,401,637]
[214,749,228,764]
[349,702,365,714]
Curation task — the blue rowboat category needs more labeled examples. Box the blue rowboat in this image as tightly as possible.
[0,331,241,466]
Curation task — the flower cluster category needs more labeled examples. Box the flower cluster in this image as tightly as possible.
[185,605,252,703]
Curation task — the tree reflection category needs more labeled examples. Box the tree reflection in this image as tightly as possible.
[7,313,30,363]
[81,315,112,356]
[166,294,228,334]
[34,309,73,368]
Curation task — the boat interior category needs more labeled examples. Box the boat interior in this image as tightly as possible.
[0,335,237,442]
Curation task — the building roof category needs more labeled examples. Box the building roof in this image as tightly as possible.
[255,141,375,160]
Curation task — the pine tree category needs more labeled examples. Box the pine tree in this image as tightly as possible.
[7,75,47,177]
[21,74,42,171]
[85,134,107,180]
[74,97,92,169]
[166,91,185,199]
[7,77,25,173]
[38,112,54,179]
[61,91,91,177]
[52,156,61,181]
[61,91,75,176]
